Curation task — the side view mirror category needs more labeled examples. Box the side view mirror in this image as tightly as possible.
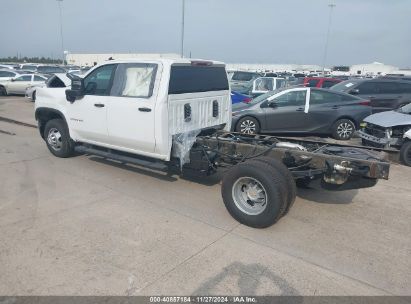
[350,88,360,95]
[11,78,16,82]
[65,89,83,103]
[268,101,278,108]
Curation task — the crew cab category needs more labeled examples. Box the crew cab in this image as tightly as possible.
[35,58,390,228]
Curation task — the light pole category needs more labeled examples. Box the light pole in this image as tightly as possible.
[322,3,336,75]
[181,0,185,58]
[56,0,65,65]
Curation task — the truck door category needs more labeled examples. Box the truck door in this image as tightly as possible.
[105,63,158,153]
[67,64,116,144]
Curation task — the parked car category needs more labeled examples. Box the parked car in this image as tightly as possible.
[330,78,411,113]
[303,77,341,88]
[0,69,21,81]
[35,65,67,75]
[0,64,16,70]
[229,71,261,91]
[0,74,47,95]
[232,77,286,97]
[358,103,411,166]
[26,73,70,101]
[231,87,371,140]
[231,91,252,104]
[18,64,37,71]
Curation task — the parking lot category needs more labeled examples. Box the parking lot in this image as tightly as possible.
[0,96,410,295]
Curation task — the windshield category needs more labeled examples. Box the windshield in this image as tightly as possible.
[397,103,411,114]
[329,80,358,92]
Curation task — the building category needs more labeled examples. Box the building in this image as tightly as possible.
[349,62,399,76]
[66,53,181,66]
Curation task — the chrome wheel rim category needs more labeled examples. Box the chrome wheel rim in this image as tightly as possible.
[337,122,354,139]
[240,120,256,134]
[232,177,267,215]
[47,128,63,151]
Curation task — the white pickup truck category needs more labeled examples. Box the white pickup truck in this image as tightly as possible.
[35,58,390,228]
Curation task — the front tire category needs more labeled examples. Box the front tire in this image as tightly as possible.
[400,141,411,167]
[44,119,75,158]
[332,119,355,140]
[221,160,288,228]
[236,116,260,134]
[0,86,7,96]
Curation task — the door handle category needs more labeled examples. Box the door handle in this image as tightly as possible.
[331,105,340,109]
[138,107,152,112]
[296,108,304,112]
[94,103,105,108]
[368,96,376,99]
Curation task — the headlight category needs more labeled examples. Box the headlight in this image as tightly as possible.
[359,122,367,128]
[387,128,392,136]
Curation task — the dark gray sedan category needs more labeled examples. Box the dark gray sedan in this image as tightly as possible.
[231,87,372,140]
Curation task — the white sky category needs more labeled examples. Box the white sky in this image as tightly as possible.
[1,0,410,67]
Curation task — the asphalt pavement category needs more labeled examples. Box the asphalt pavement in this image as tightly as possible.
[0,96,410,296]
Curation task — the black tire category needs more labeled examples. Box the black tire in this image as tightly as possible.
[235,116,260,135]
[221,160,288,228]
[400,141,411,167]
[250,156,296,217]
[0,86,7,96]
[32,90,36,102]
[332,119,356,140]
[44,119,75,158]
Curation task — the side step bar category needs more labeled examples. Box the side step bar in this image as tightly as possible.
[75,145,169,172]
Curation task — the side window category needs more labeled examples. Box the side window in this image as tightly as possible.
[0,71,15,77]
[34,75,45,81]
[322,80,337,88]
[15,75,32,81]
[306,79,320,87]
[356,82,378,94]
[310,90,341,104]
[378,82,400,94]
[83,64,116,96]
[111,63,157,98]
[272,90,306,106]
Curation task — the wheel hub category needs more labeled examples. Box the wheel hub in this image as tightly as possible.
[47,128,62,151]
[337,122,353,139]
[233,177,267,215]
[240,120,256,134]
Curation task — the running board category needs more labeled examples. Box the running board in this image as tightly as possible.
[75,145,168,172]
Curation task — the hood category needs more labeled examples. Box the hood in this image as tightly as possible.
[364,110,411,128]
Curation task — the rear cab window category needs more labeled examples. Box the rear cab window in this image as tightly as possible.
[168,64,229,94]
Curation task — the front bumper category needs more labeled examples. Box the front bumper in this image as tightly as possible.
[357,130,400,147]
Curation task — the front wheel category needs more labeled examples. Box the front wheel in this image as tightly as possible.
[221,160,288,228]
[0,86,7,96]
[332,119,355,140]
[44,119,75,158]
[235,116,260,134]
[400,141,411,167]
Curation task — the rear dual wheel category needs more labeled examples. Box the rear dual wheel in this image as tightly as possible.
[221,157,295,228]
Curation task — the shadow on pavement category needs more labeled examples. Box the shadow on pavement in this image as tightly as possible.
[193,262,302,296]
